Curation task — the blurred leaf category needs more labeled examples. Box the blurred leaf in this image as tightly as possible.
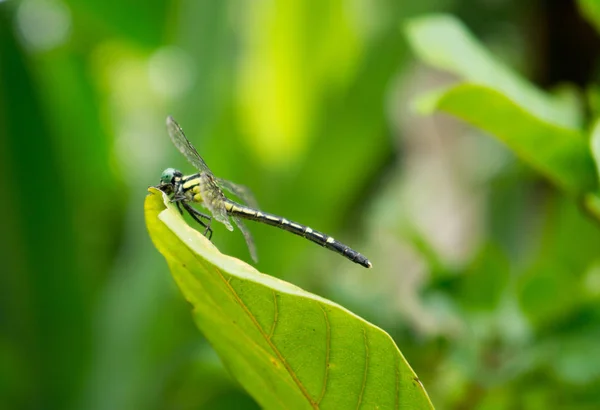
[237,0,362,168]
[584,193,600,221]
[589,85,600,119]
[578,0,600,35]
[67,0,169,46]
[416,83,596,194]
[518,266,580,329]
[517,195,600,328]
[405,15,597,195]
[457,244,510,312]
[0,8,87,409]
[591,118,600,184]
[552,327,600,384]
[404,14,582,129]
[145,188,433,410]
[587,115,600,229]
[422,243,509,313]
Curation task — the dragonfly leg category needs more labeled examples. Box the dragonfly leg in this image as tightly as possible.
[170,194,186,203]
[175,201,184,216]
[182,202,213,240]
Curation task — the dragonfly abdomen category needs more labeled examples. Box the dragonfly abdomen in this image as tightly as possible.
[224,201,372,268]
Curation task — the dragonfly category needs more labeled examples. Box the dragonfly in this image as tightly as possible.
[156,116,372,268]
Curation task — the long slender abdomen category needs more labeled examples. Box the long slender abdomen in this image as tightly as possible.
[224,201,372,268]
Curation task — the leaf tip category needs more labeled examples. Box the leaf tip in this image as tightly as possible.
[147,186,162,195]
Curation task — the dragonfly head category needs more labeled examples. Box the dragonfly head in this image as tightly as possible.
[157,168,183,194]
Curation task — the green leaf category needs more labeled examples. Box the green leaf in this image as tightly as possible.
[587,119,600,220]
[421,83,596,194]
[584,193,600,221]
[144,188,434,410]
[578,0,600,35]
[591,118,600,184]
[69,0,168,46]
[405,15,597,195]
[404,14,581,129]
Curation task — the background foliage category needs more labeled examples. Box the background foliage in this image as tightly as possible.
[1,0,600,409]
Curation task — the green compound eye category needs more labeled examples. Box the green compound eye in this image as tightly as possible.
[160,168,177,184]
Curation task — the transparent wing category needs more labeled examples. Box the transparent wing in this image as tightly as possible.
[199,174,233,231]
[216,178,259,210]
[166,116,214,176]
[233,216,258,262]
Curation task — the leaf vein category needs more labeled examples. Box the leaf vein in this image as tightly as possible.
[356,327,369,409]
[317,304,331,404]
[268,290,279,340]
[213,265,318,409]
[185,256,292,410]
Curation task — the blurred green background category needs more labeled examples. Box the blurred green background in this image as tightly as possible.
[2,0,600,409]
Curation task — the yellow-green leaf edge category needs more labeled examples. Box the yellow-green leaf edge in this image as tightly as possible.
[145,188,434,410]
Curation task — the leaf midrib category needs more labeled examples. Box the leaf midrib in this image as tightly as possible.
[196,253,319,409]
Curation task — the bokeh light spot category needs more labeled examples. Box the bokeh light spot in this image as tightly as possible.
[148,46,195,99]
[16,0,71,52]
